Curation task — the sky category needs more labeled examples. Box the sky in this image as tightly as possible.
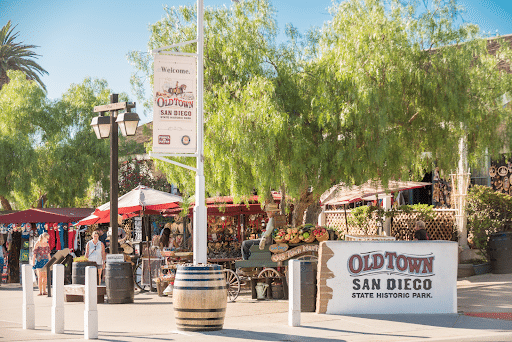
[3,0,512,125]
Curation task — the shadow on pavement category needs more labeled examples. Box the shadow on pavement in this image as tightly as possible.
[346,314,512,330]
[202,328,424,342]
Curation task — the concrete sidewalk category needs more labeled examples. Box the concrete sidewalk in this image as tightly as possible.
[1,272,512,342]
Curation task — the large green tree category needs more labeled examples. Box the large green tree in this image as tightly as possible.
[0,20,48,91]
[129,0,512,225]
[0,71,117,209]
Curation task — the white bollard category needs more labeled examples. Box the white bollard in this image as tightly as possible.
[288,259,301,327]
[84,266,98,339]
[22,264,35,329]
[51,264,65,334]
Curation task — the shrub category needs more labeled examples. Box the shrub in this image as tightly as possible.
[466,185,512,253]
[348,205,383,234]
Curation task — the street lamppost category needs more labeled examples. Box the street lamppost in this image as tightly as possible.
[90,94,139,254]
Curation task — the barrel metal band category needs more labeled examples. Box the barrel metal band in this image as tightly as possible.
[178,265,222,271]
[177,325,223,330]
[174,308,226,312]
[177,271,223,275]
[177,323,223,328]
[175,317,224,321]
[174,277,224,282]
[173,286,226,290]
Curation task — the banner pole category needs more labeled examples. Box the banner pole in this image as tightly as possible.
[193,0,207,265]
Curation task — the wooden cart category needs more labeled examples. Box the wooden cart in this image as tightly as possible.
[234,243,319,300]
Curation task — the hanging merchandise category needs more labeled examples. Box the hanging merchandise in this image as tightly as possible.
[58,223,66,250]
[6,229,12,250]
[36,222,45,235]
[8,230,21,283]
[19,224,30,263]
[68,226,76,251]
[48,224,56,251]
[55,223,61,250]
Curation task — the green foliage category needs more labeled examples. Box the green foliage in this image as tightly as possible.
[129,0,512,219]
[119,136,146,156]
[349,205,383,234]
[390,204,436,221]
[0,72,122,209]
[119,158,172,195]
[466,185,512,251]
[0,20,48,91]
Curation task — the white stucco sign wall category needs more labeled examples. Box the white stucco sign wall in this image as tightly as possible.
[316,241,457,314]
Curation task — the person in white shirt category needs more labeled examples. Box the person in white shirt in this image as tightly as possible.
[85,231,106,284]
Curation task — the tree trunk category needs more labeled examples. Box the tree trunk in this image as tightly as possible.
[0,70,9,90]
[280,184,286,216]
[0,195,12,211]
[304,201,322,225]
[36,194,47,208]
[291,187,317,227]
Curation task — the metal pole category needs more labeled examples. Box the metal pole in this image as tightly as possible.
[110,94,119,255]
[193,0,207,265]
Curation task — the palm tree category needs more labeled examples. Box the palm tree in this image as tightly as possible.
[0,20,48,91]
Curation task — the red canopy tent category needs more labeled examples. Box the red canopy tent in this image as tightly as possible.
[0,208,93,224]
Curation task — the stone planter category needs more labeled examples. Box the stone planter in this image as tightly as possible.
[473,262,491,276]
[457,264,475,278]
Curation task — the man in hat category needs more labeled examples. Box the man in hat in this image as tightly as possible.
[241,205,279,260]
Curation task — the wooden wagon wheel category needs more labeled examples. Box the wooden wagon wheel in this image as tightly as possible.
[296,254,319,262]
[223,269,241,302]
[258,268,281,279]
[489,166,497,177]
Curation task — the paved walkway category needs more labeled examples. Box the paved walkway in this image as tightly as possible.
[1,272,512,341]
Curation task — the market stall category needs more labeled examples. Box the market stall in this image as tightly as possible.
[0,208,93,283]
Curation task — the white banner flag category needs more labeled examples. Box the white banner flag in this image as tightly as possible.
[153,54,197,153]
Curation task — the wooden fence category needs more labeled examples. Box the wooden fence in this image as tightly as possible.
[323,208,457,241]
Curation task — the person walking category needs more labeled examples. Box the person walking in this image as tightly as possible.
[32,232,50,295]
[85,230,106,284]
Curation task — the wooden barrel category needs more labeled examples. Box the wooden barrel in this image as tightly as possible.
[173,264,227,331]
[271,283,284,299]
[72,262,97,285]
[105,262,134,304]
[489,232,512,274]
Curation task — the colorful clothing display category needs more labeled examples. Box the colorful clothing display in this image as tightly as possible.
[48,228,56,250]
[68,229,76,251]
[56,226,61,250]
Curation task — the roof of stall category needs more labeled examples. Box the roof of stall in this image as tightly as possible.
[0,208,94,224]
